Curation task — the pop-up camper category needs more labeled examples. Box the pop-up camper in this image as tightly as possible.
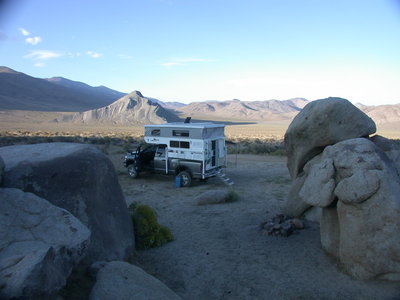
[124,121,227,187]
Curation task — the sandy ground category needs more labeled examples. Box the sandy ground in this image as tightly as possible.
[107,151,400,300]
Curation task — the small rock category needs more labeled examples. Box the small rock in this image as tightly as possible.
[280,223,294,237]
[195,189,231,205]
[261,214,305,237]
[290,218,304,229]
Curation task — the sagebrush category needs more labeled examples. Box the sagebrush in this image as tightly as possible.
[128,203,174,250]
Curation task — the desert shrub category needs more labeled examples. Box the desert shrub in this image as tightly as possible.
[129,203,174,250]
[128,202,138,213]
[269,148,287,156]
[226,138,286,156]
[265,176,291,185]
[224,189,239,203]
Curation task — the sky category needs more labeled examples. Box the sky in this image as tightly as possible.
[0,0,400,105]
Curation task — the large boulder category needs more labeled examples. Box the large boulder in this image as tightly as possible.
[370,135,400,177]
[0,188,90,299]
[89,261,181,300]
[299,156,336,207]
[0,143,135,264]
[283,173,310,217]
[284,97,376,179]
[300,138,400,280]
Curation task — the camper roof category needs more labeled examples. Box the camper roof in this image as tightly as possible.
[144,122,225,129]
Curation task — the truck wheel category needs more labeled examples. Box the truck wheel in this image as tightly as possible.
[178,170,192,187]
[127,164,139,178]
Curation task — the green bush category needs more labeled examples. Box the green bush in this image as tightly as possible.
[129,204,174,250]
[224,189,239,203]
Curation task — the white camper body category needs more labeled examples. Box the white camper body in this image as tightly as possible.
[144,122,227,178]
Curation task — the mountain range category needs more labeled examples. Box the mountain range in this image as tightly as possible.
[1,66,399,126]
[0,66,123,111]
[176,98,309,121]
[56,91,180,124]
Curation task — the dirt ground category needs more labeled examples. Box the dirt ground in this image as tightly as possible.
[108,151,400,299]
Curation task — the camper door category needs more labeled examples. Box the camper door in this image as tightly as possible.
[206,139,223,169]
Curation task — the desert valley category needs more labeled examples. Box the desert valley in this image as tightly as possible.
[1,66,400,141]
[1,66,400,299]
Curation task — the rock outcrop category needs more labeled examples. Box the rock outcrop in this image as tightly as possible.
[0,188,90,299]
[89,261,181,300]
[283,98,400,281]
[284,98,376,217]
[370,135,400,176]
[0,143,135,264]
[57,91,180,125]
[301,139,400,280]
[284,97,376,179]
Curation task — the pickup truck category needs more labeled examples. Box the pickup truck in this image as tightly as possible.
[124,144,213,187]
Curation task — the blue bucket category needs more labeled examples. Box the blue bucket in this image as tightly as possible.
[175,176,182,188]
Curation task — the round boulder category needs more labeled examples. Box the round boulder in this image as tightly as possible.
[90,261,181,300]
[0,188,90,299]
[284,97,376,178]
[0,143,134,264]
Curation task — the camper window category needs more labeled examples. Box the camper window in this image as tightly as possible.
[180,141,190,148]
[170,140,179,148]
[173,130,189,137]
[170,140,190,149]
[151,129,160,136]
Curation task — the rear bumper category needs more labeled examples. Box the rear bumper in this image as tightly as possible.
[202,167,223,179]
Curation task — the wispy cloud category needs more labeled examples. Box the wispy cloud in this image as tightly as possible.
[34,62,45,67]
[26,36,42,45]
[19,27,42,45]
[19,28,30,36]
[66,52,82,58]
[161,57,215,67]
[119,54,133,59]
[86,51,102,58]
[24,50,62,60]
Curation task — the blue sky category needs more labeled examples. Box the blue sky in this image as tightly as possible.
[1,0,400,105]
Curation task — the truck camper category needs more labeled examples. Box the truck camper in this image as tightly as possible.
[124,120,227,187]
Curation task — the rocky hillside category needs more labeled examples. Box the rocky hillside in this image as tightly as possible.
[0,66,124,111]
[176,98,309,120]
[359,104,400,125]
[57,91,181,124]
[147,97,186,110]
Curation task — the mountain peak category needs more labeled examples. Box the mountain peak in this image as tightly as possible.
[58,91,180,124]
[128,90,144,97]
[0,66,20,74]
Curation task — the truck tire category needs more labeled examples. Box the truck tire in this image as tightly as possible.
[127,164,139,179]
[178,170,192,187]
